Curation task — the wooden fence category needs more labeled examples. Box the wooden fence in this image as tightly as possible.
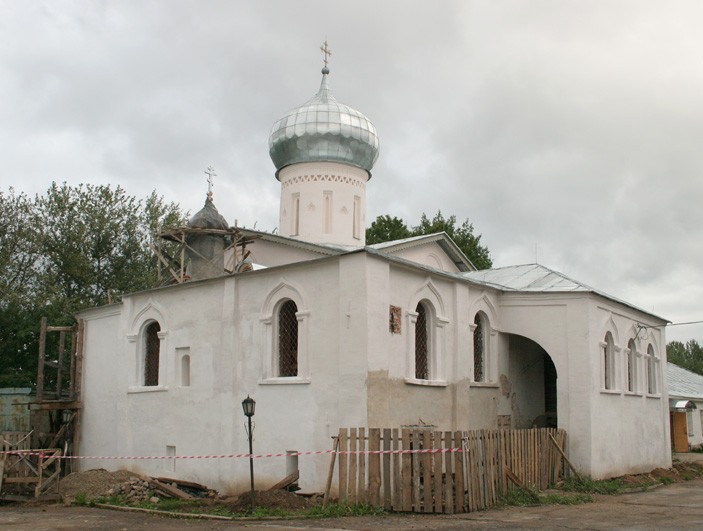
[333,427,567,514]
[1,431,62,499]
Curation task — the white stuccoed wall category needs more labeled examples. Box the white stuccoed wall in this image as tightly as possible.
[278,161,369,247]
[78,249,671,494]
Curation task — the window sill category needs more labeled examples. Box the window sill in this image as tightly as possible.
[623,391,643,397]
[128,385,168,394]
[600,389,621,395]
[404,378,447,387]
[259,377,311,385]
[646,393,661,399]
[470,382,500,389]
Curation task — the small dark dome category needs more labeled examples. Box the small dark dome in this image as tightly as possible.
[188,198,229,230]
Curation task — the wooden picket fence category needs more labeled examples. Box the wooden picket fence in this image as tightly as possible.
[333,427,567,514]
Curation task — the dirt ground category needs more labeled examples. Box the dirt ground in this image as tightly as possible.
[1,477,703,530]
[1,455,702,530]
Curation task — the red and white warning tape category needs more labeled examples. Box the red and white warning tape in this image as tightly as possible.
[0,448,463,460]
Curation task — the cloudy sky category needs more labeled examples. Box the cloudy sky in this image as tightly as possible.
[1,1,702,342]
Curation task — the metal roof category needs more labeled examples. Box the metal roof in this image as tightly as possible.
[461,263,593,292]
[269,68,379,175]
[667,362,703,400]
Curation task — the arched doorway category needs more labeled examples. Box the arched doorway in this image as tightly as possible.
[507,334,557,428]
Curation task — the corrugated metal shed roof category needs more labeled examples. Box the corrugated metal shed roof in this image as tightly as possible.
[667,362,703,400]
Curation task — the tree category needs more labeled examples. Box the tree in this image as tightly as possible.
[366,210,493,270]
[667,340,703,376]
[366,215,412,244]
[0,183,186,387]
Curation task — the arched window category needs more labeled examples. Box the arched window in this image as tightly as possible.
[278,300,299,377]
[415,302,429,379]
[603,332,615,390]
[626,339,636,392]
[473,313,487,382]
[144,321,161,386]
[647,344,657,394]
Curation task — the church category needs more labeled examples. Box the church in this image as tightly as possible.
[76,53,671,494]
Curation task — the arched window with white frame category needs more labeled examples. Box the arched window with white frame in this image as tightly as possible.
[260,281,310,383]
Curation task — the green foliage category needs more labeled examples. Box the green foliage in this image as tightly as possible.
[72,493,88,506]
[0,183,186,388]
[305,503,385,518]
[502,486,593,506]
[667,340,703,376]
[561,476,625,495]
[540,492,593,505]
[366,210,492,270]
[501,487,540,506]
[366,215,412,244]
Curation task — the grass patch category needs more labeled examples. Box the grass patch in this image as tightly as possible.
[540,493,593,505]
[73,493,88,506]
[73,495,384,520]
[561,476,625,495]
[502,487,592,507]
[659,476,675,485]
[305,503,386,518]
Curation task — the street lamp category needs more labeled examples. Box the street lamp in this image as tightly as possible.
[242,395,256,511]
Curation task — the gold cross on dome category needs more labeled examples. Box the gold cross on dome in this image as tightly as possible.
[204,166,217,200]
[320,40,332,68]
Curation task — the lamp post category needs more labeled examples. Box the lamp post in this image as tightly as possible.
[241,395,256,511]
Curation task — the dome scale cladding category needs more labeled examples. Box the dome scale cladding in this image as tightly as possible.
[268,67,380,177]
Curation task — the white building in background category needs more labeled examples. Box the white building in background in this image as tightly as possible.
[77,61,671,494]
[667,362,703,452]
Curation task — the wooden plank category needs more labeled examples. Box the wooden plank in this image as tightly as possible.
[476,431,485,510]
[358,427,366,504]
[368,428,381,507]
[322,437,338,507]
[401,429,412,512]
[549,433,581,481]
[430,431,441,513]
[0,452,6,492]
[382,428,391,510]
[155,477,209,491]
[150,479,195,500]
[348,428,357,505]
[422,430,432,513]
[444,431,454,514]
[391,428,400,511]
[466,432,476,512]
[267,470,299,491]
[56,330,65,397]
[338,428,348,504]
[454,431,465,513]
[74,319,85,401]
[411,430,420,512]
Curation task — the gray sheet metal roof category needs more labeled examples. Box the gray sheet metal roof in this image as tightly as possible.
[461,263,593,292]
[462,263,667,321]
[667,362,703,400]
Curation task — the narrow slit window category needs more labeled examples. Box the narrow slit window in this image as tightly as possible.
[415,302,429,380]
[144,322,160,386]
[278,300,299,377]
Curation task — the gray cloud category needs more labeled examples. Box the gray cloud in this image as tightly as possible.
[2,0,702,342]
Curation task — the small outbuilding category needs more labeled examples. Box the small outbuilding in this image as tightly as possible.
[667,362,703,452]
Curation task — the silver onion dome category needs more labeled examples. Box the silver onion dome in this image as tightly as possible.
[268,67,380,177]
